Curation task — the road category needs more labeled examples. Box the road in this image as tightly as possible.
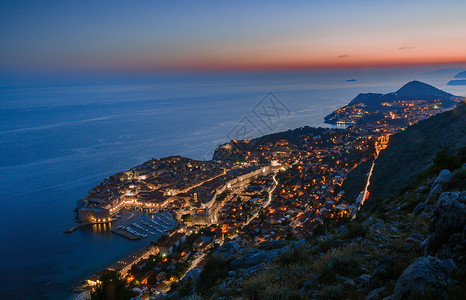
[180,252,207,281]
[241,173,278,228]
[352,136,388,218]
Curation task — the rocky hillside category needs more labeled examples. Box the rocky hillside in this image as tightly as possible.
[164,108,465,300]
[369,103,465,199]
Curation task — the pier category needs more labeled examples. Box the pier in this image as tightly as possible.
[111,228,141,240]
[64,218,117,233]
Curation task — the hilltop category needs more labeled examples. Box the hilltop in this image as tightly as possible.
[325,81,461,125]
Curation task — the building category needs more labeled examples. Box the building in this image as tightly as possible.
[78,207,110,223]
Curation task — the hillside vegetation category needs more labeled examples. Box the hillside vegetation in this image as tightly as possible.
[369,104,465,199]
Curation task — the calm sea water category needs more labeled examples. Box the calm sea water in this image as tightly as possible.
[0,68,464,299]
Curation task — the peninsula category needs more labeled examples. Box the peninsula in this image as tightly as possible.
[71,81,464,299]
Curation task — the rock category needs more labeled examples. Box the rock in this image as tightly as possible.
[366,286,386,300]
[338,225,347,233]
[410,232,424,240]
[433,169,452,186]
[355,274,371,289]
[425,191,466,256]
[436,225,466,259]
[228,271,235,277]
[243,263,264,277]
[393,256,457,300]
[214,241,241,260]
[370,256,395,286]
[218,281,227,289]
[258,240,287,250]
[425,170,452,204]
[406,232,423,244]
[365,217,374,226]
[230,249,266,269]
[402,242,413,251]
[420,238,428,250]
[413,201,426,215]
[182,268,201,282]
[294,239,307,248]
[302,279,313,289]
[343,279,356,288]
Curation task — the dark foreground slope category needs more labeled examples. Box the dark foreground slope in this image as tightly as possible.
[369,104,465,199]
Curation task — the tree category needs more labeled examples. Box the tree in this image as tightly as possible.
[91,271,136,300]
[432,149,461,173]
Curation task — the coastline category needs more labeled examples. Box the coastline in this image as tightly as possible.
[66,81,465,298]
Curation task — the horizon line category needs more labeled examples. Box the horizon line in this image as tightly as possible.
[2,60,466,75]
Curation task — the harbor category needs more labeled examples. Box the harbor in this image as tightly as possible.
[103,209,177,241]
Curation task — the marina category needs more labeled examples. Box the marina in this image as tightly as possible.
[141,221,165,234]
[150,218,169,230]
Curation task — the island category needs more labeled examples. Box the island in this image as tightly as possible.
[453,70,466,78]
[447,70,466,85]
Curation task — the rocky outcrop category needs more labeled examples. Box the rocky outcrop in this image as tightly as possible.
[393,256,456,299]
[213,241,241,261]
[426,170,452,203]
[424,191,466,258]
[366,286,386,300]
[413,169,452,215]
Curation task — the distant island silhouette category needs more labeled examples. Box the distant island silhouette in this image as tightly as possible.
[454,71,466,78]
[447,71,466,85]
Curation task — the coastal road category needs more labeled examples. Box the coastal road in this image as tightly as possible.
[352,136,388,219]
[262,173,278,208]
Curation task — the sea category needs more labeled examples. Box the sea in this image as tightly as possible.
[0,67,465,299]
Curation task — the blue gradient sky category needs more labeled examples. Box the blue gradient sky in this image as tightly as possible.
[1,0,466,71]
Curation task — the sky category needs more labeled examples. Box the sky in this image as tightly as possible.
[1,0,466,72]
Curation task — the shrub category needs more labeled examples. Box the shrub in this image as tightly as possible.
[341,222,367,240]
[445,167,466,191]
[243,272,272,300]
[197,255,228,294]
[320,284,344,299]
[312,246,362,284]
[276,246,311,266]
[91,271,136,300]
[432,149,462,173]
